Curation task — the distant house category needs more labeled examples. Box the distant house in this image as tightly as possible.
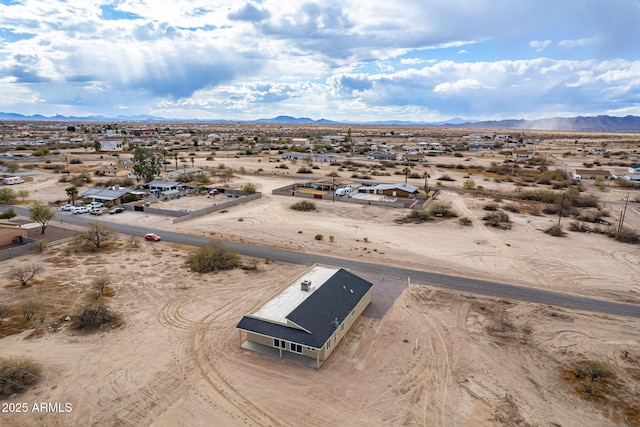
[146,180,183,192]
[81,186,134,205]
[628,165,640,174]
[511,150,534,159]
[369,152,397,160]
[403,153,426,162]
[357,183,420,198]
[573,169,612,180]
[97,162,133,177]
[236,265,373,369]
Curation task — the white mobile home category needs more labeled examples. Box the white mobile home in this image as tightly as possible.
[4,176,24,185]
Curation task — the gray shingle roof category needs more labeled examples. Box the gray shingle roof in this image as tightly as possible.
[237,269,372,349]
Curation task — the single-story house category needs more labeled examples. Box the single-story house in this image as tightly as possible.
[369,152,397,160]
[573,169,612,180]
[236,265,373,369]
[97,162,133,177]
[81,186,135,205]
[357,183,420,198]
[403,153,426,162]
[146,180,183,192]
[511,151,534,159]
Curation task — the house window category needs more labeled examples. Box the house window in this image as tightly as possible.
[341,323,345,332]
[351,309,355,317]
[291,343,303,354]
[273,338,285,349]
[326,340,331,350]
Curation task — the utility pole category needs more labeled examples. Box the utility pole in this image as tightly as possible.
[557,192,566,227]
[618,192,630,232]
[332,176,335,203]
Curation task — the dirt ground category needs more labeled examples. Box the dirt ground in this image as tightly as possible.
[1,146,640,426]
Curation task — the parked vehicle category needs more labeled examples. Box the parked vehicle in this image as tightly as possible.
[109,207,125,214]
[4,176,24,185]
[208,188,219,195]
[144,233,161,241]
[88,201,104,209]
[335,186,353,196]
[61,204,74,211]
[89,208,103,215]
[71,206,90,214]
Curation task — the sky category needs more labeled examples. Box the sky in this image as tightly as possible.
[1,0,639,122]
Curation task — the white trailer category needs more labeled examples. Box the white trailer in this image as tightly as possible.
[4,176,24,185]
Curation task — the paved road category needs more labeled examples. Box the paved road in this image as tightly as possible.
[6,204,640,319]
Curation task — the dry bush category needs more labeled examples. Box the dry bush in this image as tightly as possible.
[8,265,41,287]
[186,243,240,273]
[72,302,123,332]
[0,304,11,325]
[483,202,499,211]
[290,200,317,211]
[458,217,473,226]
[483,212,512,229]
[569,221,591,233]
[0,357,43,398]
[545,224,567,237]
[609,227,640,244]
[74,223,118,251]
[428,202,458,218]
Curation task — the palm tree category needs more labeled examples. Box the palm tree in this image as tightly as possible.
[173,152,178,171]
[190,157,195,169]
[402,167,411,184]
[65,186,78,204]
[422,172,431,193]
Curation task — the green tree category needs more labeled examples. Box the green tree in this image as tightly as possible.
[93,140,102,152]
[29,201,55,234]
[16,189,29,202]
[402,167,411,184]
[422,172,431,192]
[0,188,16,203]
[132,147,162,182]
[65,186,79,204]
[242,183,257,194]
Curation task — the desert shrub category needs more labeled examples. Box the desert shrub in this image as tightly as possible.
[483,212,512,229]
[459,217,473,226]
[329,235,334,242]
[277,163,289,169]
[122,193,138,203]
[0,358,43,397]
[463,179,476,189]
[297,167,313,174]
[186,243,240,273]
[454,152,463,157]
[569,222,591,233]
[69,158,83,164]
[242,259,259,271]
[608,227,640,244]
[483,203,498,211]
[72,302,123,331]
[503,204,520,213]
[438,174,455,181]
[0,208,16,219]
[314,234,324,240]
[428,202,457,218]
[545,224,567,237]
[568,360,611,397]
[290,201,316,211]
[406,210,431,223]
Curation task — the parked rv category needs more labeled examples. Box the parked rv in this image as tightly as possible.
[335,186,353,196]
[4,176,24,185]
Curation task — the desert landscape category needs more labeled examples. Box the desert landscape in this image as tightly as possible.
[1,125,640,426]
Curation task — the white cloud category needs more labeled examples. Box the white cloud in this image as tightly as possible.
[434,79,482,93]
[558,37,598,49]
[529,40,553,52]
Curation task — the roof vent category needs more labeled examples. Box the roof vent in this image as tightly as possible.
[301,280,312,291]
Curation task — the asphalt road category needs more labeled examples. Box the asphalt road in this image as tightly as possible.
[6,204,640,319]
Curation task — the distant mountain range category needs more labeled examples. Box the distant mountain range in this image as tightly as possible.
[1,112,640,132]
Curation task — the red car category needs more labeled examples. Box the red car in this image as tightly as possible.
[144,233,161,242]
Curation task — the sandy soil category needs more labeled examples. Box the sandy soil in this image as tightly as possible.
[1,150,640,426]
